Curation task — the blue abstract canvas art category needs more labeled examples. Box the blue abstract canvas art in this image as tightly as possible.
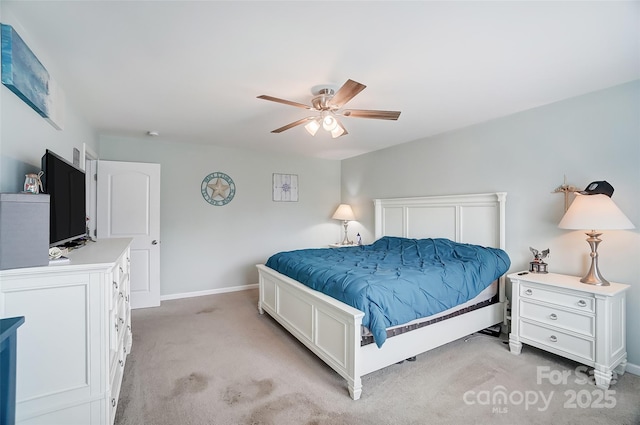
[1,23,64,129]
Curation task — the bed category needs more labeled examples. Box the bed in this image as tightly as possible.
[257,192,508,400]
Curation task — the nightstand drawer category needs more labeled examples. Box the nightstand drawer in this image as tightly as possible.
[520,321,594,361]
[520,301,594,337]
[520,283,594,313]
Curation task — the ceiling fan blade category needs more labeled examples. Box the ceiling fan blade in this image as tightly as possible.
[342,109,401,120]
[257,95,312,110]
[271,117,313,133]
[329,79,366,109]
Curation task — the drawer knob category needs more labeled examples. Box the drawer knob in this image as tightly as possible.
[525,289,533,295]
[577,300,587,307]
[115,323,119,332]
[112,398,116,407]
[119,359,123,367]
[549,335,557,343]
[549,313,557,320]
[113,281,118,289]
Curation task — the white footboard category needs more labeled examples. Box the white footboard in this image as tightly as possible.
[258,264,505,400]
[257,264,365,399]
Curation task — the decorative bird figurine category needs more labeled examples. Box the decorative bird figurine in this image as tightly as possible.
[530,247,550,263]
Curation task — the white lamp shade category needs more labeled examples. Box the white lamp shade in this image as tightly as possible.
[330,122,345,138]
[332,204,355,221]
[305,119,320,136]
[558,194,635,230]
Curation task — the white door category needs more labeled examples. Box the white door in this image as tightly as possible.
[97,161,161,309]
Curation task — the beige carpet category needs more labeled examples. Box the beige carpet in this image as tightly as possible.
[115,289,640,425]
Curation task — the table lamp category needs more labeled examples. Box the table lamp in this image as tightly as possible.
[558,192,635,285]
[332,204,355,245]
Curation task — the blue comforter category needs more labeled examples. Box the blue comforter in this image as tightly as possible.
[265,237,510,347]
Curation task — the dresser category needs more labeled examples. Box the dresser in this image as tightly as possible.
[0,238,132,425]
[508,272,629,389]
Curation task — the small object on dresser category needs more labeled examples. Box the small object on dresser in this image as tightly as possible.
[357,233,362,245]
[529,246,549,273]
[23,171,44,194]
[0,193,50,270]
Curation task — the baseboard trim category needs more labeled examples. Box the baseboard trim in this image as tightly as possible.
[625,361,640,376]
[160,283,258,301]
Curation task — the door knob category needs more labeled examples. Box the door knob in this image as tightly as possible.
[152,240,158,245]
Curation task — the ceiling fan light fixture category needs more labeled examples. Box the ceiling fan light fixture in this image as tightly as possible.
[304,119,321,136]
[322,112,338,131]
[330,125,345,138]
[258,79,400,137]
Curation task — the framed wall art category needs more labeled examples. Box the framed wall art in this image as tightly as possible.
[272,173,298,202]
[1,24,64,130]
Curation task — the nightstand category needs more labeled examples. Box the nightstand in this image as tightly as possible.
[508,272,629,389]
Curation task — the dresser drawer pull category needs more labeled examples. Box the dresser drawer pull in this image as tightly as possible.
[525,289,533,295]
[113,281,118,289]
[577,300,587,307]
[112,398,116,407]
[549,335,557,343]
[119,359,124,367]
[119,318,124,324]
[549,313,557,320]
[115,323,119,332]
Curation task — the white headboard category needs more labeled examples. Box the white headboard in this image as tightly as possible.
[373,192,506,250]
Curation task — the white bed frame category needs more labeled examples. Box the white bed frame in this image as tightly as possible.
[257,192,507,400]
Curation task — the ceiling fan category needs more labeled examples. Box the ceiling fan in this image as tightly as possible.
[257,79,401,138]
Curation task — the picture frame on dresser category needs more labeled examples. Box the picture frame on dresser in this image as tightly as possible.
[508,272,629,389]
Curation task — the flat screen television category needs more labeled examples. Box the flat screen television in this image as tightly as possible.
[41,149,87,247]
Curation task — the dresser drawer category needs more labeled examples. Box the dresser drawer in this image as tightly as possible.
[111,270,120,308]
[520,321,594,361]
[520,300,594,337]
[109,346,125,425]
[520,283,594,313]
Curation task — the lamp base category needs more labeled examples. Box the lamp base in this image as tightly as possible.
[580,231,610,286]
[340,220,352,245]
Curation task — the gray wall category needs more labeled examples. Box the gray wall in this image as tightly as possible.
[341,80,640,368]
[99,136,342,297]
[0,12,97,192]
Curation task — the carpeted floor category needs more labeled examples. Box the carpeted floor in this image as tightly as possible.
[115,289,640,425]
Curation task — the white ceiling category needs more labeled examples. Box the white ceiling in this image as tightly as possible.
[4,1,639,160]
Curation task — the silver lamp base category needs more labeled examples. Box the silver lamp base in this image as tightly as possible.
[580,231,609,286]
[340,220,352,245]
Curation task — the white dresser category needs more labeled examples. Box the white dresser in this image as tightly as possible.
[508,272,629,389]
[0,238,132,425]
